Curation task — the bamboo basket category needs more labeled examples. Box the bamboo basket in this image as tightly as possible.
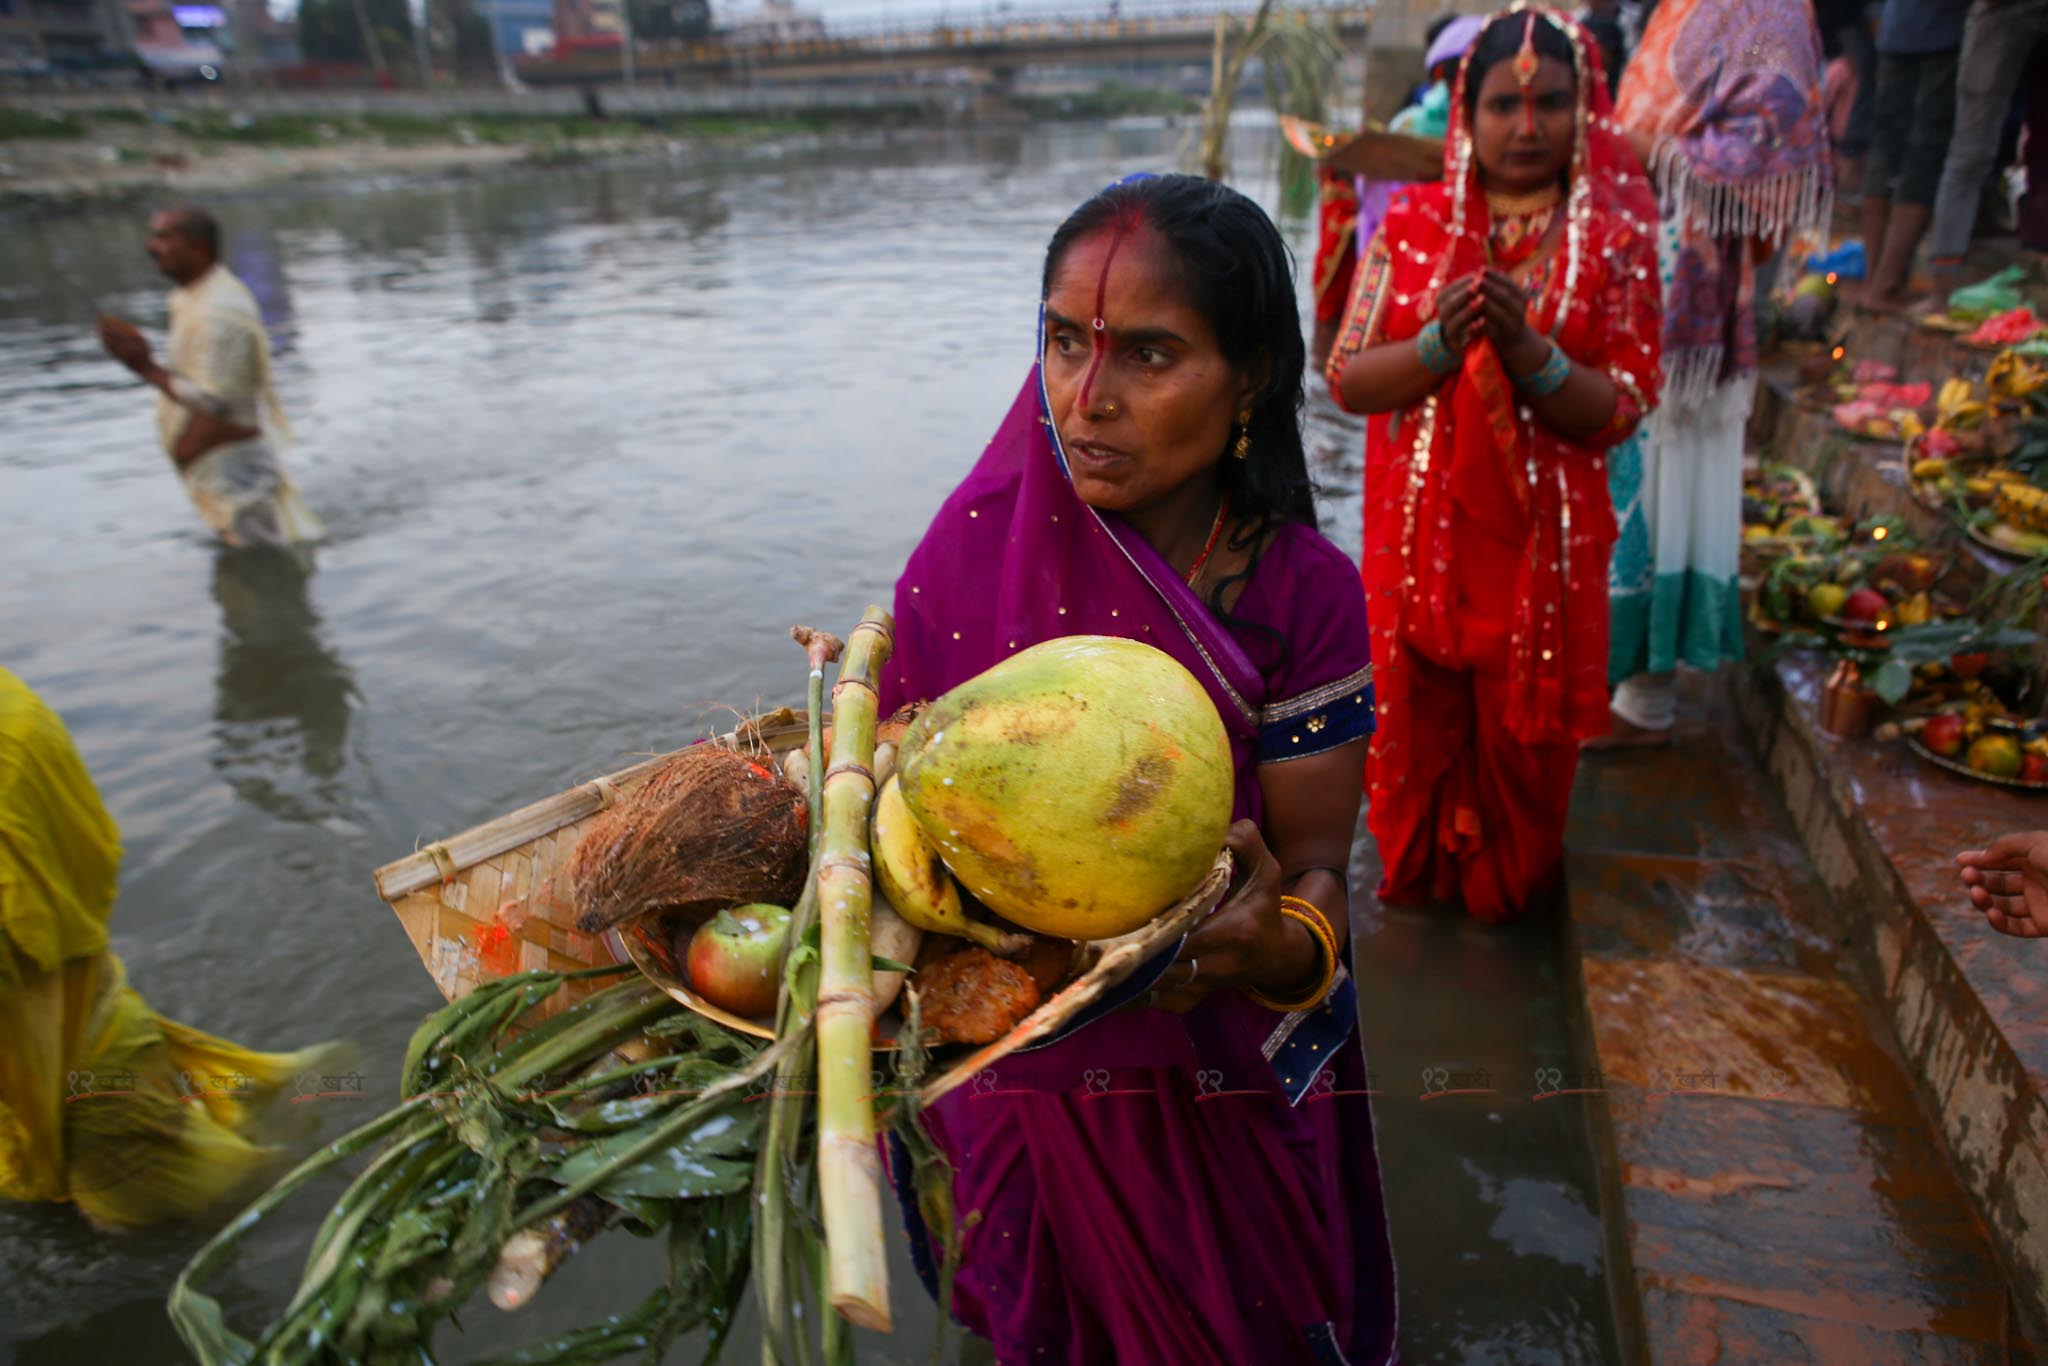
[374,709,1233,1095]
[373,709,813,1021]
[1325,129,1445,182]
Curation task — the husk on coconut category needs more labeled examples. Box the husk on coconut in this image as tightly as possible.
[567,744,808,934]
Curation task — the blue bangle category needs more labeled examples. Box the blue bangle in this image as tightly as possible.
[1415,320,1458,375]
[1514,342,1571,397]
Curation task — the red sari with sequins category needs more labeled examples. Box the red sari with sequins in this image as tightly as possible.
[1324,10,1663,922]
[1312,164,1361,325]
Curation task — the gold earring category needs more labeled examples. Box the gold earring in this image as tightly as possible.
[1233,409,1252,460]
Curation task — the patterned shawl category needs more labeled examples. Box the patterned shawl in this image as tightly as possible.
[1614,0,1831,403]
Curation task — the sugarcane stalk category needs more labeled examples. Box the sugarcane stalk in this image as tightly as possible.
[791,626,842,866]
[814,606,895,1331]
[758,624,841,1366]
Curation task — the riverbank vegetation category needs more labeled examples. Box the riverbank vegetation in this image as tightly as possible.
[0,84,1200,212]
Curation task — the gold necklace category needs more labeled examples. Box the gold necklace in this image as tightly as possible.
[1485,184,1563,218]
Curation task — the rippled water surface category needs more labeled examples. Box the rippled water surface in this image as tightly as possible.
[0,123,1616,1365]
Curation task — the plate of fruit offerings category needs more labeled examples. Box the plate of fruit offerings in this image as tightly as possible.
[1964,307,2048,350]
[1900,652,2034,717]
[570,636,1246,1074]
[1963,479,2048,560]
[1895,714,2048,791]
[1742,461,1824,526]
[1833,380,1931,441]
[1917,311,1974,334]
[1908,444,2004,513]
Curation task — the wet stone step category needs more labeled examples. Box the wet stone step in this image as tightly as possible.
[1565,681,2030,1364]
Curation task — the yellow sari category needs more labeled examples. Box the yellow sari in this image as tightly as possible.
[0,668,337,1228]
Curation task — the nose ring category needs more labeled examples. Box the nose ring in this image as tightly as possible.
[1101,400,1120,418]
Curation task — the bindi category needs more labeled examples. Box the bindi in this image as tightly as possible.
[1077,223,1132,408]
[1514,14,1540,137]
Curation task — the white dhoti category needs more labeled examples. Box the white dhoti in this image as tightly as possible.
[178,438,323,550]
[158,266,323,551]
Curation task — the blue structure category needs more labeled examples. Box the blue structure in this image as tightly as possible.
[488,0,553,56]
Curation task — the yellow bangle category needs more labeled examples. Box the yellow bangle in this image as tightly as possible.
[1249,898,1338,1013]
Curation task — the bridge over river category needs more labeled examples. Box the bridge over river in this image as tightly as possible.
[518,1,1371,88]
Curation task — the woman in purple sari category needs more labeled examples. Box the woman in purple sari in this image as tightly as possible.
[878,174,1397,1364]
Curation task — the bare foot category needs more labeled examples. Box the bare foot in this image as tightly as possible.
[1582,714,1671,750]
[1861,287,1913,315]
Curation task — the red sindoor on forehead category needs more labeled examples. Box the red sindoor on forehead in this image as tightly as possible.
[1077,217,1137,408]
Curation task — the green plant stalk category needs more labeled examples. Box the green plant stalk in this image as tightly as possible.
[759,625,839,1366]
[171,975,673,1366]
[814,606,895,1331]
[265,1139,466,1360]
[169,1094,439,1364]
[1197,0,1278,181]
[276,984,671,1349]
[515,1023,807,1228]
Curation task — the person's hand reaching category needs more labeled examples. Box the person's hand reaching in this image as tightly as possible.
[1955,831,2048,938]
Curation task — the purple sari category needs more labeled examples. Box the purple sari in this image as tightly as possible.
[880,366,1397,1364]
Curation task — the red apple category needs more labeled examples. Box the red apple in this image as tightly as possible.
[685,903,790,1019]
[2024,753,2048,784]
[1921,713,1967,758]
[1841,587,1888,624]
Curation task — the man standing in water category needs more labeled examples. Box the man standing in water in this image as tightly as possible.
[96,205,321,549]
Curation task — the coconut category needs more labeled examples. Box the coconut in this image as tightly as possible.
[895,636,1232,941]
[567,745,807,934]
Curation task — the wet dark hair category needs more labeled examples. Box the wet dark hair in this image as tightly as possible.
[1041,173,1316,546]
[1462,12,1579,119]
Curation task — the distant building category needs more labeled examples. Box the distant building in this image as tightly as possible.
[226,0,296,67]
[486,0,552,58]
[552,0,619,51]
[717,0,820,46]
[19,0,137,70]
[0,0,47,75]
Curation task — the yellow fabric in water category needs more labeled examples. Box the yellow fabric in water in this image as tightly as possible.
[0,667,337,1227]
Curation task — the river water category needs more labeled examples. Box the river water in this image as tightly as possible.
[0,121,1615,1365]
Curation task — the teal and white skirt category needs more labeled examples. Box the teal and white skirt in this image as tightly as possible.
[1605,372,1751,682]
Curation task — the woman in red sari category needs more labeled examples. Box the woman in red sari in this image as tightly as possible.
[1326,7,1662,922]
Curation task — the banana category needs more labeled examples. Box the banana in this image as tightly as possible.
[869,892,923,1016]
[1989,352,2048,399]
[1991,521,2048,555]
[870,774,1029,956]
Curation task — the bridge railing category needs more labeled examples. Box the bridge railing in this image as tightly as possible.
[527,0,1368,73]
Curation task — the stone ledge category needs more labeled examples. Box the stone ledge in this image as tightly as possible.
[1734,654,2048,1344]
[1563,679,2032,1363]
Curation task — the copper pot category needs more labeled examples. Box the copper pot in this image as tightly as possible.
[1819,660,1880,739]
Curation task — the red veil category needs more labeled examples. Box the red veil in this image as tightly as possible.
[1330,5,1662,747]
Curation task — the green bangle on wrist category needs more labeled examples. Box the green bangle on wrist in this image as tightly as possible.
[1416,320,1458,376]
[1513,341,1571,397]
